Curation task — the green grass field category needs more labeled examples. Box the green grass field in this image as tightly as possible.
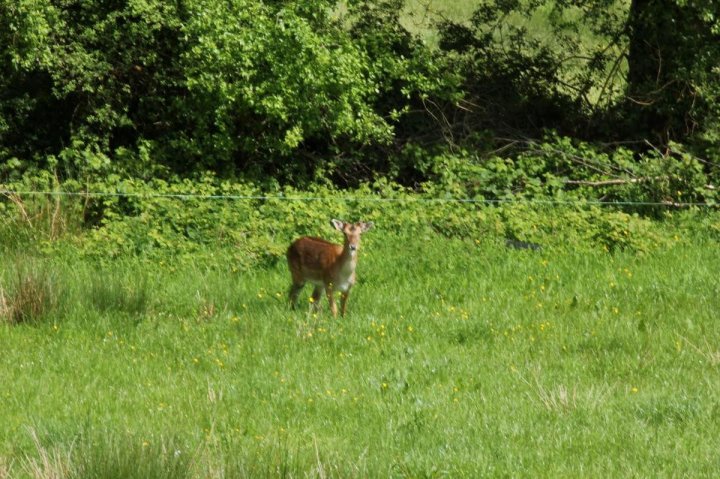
[1,231,718,477]
[401,0,478,39]
[398,0,629,105]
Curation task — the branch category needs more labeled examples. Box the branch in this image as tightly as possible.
[566,177,717,192]
[565,177,656,187]
[593,44,628,111]
[1,191,33,228]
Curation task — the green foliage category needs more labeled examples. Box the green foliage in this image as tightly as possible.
[0,0,459,183]
[0,169,87,250]
[436,0,626,139]
[181,0,394,175]
[625,0,720,148]
[0,0,185,172]
[4,169,714,268]
[433,0,720,167]
[1,0,718,186]
[416,133,717,210]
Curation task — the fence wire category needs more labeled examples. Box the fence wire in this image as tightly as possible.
[0,189,716,208]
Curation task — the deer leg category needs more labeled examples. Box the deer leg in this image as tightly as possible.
[288,282,304,309]
[340,291,350,317]
[326,285,337,317]
[311,286,323,312]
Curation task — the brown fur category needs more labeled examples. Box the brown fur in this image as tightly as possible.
[287,220,373,317]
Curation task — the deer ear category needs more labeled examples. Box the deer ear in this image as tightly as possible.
[360,221,374,232]
[330,219,345,231]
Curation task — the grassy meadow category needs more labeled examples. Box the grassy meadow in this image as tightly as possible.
[398,0,629,105]
[1,228,719,477]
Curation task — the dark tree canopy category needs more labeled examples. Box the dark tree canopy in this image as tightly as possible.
[626,0,720,147]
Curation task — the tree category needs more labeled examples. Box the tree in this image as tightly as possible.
[433,0,719,162]
[625,0,720,151]
[0,0,187,177]
[0,0,453,183]
[179,0,394,179]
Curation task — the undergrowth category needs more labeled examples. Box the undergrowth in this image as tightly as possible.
[2,167,717,268]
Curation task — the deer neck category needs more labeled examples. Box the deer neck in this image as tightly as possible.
[338,242,358,271]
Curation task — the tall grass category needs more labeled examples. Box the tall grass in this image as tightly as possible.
[0,232,719,476]
[67,435,190,479]
[19,430,70,479]
[0,259,59,325]
[89,270,151,316]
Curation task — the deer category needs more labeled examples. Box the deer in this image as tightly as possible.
[287,219,374,317]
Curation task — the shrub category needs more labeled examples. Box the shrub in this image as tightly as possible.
[3,169,716,269]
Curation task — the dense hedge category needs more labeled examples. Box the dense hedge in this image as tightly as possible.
[0,0,457,183]
[2,166,718,269]
[1,0,718,186]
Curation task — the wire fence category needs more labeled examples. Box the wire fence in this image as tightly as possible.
[0,188,717,208]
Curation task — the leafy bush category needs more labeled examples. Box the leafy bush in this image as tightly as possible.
[180,0,395,176]
[1,0,718,189]
[417,133,717,209]
[0,0,458,184]
[2,170,704,269]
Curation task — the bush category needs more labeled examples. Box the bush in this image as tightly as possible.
[27,177,710,263]
[417,133,717,209]
[0,0,457,184]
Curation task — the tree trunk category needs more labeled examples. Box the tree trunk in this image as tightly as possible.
[625,0,710,144]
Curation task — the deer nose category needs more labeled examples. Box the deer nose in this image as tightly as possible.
[349,244,357,252]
